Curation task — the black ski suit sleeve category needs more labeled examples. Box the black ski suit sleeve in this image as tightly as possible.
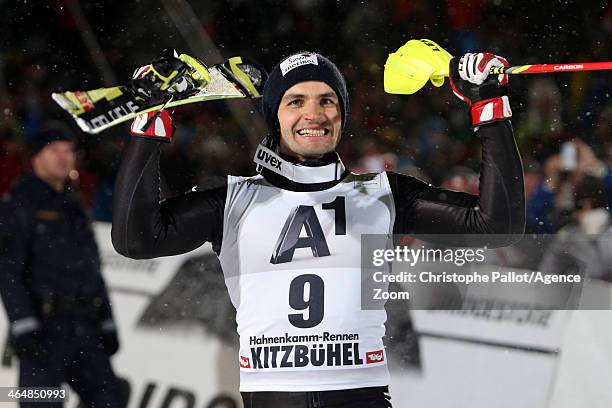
[111,138,227,259]
[387,120,525,247]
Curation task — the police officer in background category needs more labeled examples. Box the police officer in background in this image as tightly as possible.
[0,123,126,407]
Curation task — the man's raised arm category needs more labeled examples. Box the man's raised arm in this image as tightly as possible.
[389,53,525,246]
[111,118,226,259]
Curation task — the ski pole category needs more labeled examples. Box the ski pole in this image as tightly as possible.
[490,61,612,75]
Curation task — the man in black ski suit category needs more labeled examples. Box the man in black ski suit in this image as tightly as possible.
[112,51,525,407]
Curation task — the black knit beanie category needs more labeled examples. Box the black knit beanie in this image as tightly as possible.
[29,123,76,156]
[262,52,349,138]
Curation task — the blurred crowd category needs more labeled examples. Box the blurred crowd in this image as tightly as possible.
[2,0,612,237]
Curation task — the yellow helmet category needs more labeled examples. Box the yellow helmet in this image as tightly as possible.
[384,39,453,94]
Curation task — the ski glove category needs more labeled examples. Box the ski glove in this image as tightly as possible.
[9,318,47,361]
[97,319,120,356]
[130,110,174,142]
[449,52,512,129]
[129,62,175,142]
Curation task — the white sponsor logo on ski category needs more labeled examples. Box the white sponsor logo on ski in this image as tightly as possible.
[553,64,583,70]
[88,101,140,130]
[280,53,318,76]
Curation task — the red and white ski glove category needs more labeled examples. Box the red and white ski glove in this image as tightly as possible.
[130,110,174,142]
[129,65,174,142]
[449,52,512,129]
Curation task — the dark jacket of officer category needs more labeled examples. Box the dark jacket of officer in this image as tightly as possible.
[0,173,113,326]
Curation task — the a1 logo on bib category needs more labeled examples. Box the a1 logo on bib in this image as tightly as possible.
[270,197,346,264]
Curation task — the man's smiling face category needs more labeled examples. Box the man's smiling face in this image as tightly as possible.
[277,81,342,161]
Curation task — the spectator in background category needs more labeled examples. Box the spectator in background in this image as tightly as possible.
[0,123,126,407]
[440,166,479,195]
[517,78,564,161]
[539,175,612,282]
[527,139,612,233]
[593,105,612,157]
